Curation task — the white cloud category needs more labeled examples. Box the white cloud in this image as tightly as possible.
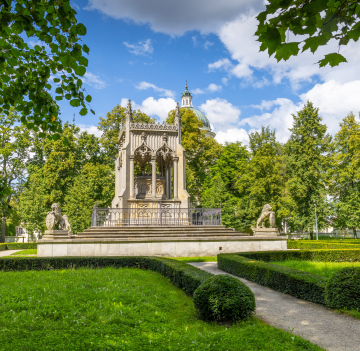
[208,58,233,72]
[300,80,360,135]
[136,81,175,98]
[215,128,249,145]
[87,0,264,35]
[192,88,205,95]
[204,40,214,50]
[77,124,103,138]
[121,97,176,122]
[200,98,241,130]
[123,39,153,56]
[82,72,107,89]
[207,83,222,92]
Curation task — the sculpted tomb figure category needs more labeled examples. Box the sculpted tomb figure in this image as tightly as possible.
[256,204,276,228]
[46,203,72,232]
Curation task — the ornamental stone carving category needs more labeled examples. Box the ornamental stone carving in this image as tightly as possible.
[45,203,72,233]
[256,204,276,228]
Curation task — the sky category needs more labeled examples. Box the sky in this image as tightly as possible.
[52,0,360,145]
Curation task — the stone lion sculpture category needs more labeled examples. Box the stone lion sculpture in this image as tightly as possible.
[256,204,276,228]
[46,203,72,232]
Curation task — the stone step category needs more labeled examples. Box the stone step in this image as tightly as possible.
[76,233,247,238]
[84,225,230,231]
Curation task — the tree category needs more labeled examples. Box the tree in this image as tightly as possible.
[167,108,222,203]
[256,0,360,67]
[285,101,331,237]
[64,163,114,234]
[328,113,360,238]
[0,109,31,241]
[238,127,288,229]
[202,142,252,230]
[0,0,92,136]
[98,104,154,163]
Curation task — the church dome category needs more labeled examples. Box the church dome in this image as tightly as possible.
[180,82,215,137]
[189,107,211,132]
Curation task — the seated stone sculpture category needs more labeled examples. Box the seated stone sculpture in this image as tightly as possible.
[256,204,276,228]
[46,203,72,233]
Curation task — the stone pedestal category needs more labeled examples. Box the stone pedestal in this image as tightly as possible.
[42,230,71,240]
[252,227,279,237]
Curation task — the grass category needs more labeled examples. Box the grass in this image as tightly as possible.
[0,267,322,351]
[171,256,217,263]
[10,249,37,256]
[270,260,360,278]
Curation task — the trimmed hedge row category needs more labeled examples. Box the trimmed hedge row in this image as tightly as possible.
[0,256,212,295]
[237,249,360,262]
[0,243,37,251]
[288,241,360,250]
[218,253,327,305]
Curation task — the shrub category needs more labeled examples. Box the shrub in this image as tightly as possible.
[193,274,255,322]
[0,243,37,251]
[0,256,212,296]
[238,249,360,262]
[325,268,360,310]
[218,254,327,305]
[288,241,360,250]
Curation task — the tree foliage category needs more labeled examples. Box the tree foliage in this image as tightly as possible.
[285,101,331,235]
[167,108,222,203]
[0,0,92,136]
[328,113,360,238]
[256,0,360,67]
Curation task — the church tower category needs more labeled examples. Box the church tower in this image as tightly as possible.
[181,81,193,107]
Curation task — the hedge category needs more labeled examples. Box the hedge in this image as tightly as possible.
[237,249,360,262]
[288,241,360,250]
[0,243,37,251]
[218,253,327,305]
[0,256,212,295]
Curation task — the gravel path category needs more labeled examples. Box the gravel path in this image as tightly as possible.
[0,250,21,257]
[190,262,360,351]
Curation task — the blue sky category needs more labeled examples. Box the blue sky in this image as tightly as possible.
[54,0,360,144]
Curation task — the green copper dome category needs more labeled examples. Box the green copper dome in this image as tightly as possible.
[181,84,192,97]
[187,107,211,132]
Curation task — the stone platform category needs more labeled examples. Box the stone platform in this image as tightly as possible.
[37,226,287,257]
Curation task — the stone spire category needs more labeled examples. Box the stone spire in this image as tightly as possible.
[126,99,133,122]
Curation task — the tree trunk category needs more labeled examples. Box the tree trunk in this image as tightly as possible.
[353,227,357,240]
[1,217,6,243]
[309,230,314,240]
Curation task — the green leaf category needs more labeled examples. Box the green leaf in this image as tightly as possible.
[91,109,95,115]
[319,53,347,67]
[302,35,328,53]
[75,65,86,76]
[63,138,69,146]
[76,23,87,36]
[53,78,61,83]
[79,107,88,116]
[55,87,63,94]
[258,26,282,56]
[39,132,46,138]
[85,95,92,103]
[52,134,61,141]
[70,99,80,107]
[82,45,90,54]
[275,42,300,61]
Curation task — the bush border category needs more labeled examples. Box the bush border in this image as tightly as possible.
[0,256,212,296]
[0,243,37,251]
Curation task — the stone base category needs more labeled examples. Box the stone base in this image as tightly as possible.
[252,227,280,237]
[42,230,71,240]
[37,237,287,257]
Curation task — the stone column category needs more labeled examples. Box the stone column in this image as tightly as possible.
[129,155,135,199]
[173,157,179,199]
[152,156,157,198]
[165,165,170,199]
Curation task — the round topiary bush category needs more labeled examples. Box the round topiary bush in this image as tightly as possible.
[325,267,360,310]
[193,274,255,322]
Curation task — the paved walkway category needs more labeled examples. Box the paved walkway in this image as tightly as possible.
[190,262,360,351]
[0,250,21,257]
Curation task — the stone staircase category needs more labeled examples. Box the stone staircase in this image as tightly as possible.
[76,226,249,242]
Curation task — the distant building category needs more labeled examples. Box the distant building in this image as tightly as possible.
[181,83,216,138]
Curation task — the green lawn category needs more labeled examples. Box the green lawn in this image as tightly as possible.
[0,267,322,351]
[10,249,37,256]
[270,260,360,278]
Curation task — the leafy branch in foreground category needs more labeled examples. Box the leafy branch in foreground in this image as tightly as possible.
[256,0,360,67]
[0,0,93,138]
